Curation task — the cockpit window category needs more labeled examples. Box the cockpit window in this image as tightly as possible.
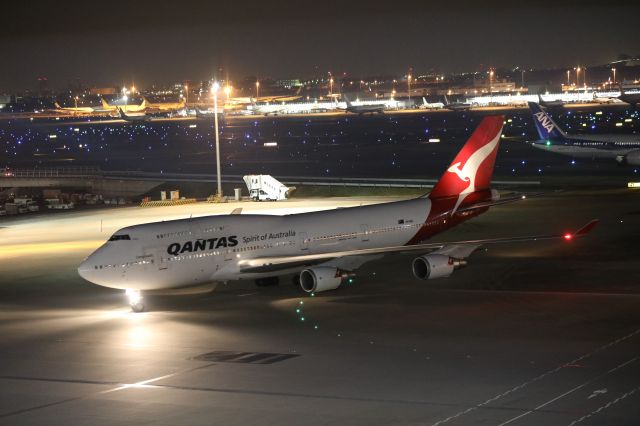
[109,234,131,241]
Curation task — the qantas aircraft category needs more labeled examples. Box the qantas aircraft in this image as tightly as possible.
[78,116,597,312]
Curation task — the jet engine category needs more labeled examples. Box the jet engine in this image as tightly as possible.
[411,254,466,280]
[299,267,353,293]
[619,149,640,166]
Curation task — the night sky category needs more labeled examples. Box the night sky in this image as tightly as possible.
[3,0,639,91]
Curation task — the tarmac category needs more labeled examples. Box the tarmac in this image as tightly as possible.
[1,191,639,425]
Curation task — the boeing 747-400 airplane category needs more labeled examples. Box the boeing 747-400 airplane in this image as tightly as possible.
[79,116,597,311]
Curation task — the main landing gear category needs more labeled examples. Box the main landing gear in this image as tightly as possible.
[254,277,280,287]
[126,289,145,312]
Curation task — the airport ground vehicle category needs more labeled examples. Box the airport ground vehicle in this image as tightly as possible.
[78,116,597,312]
[243,175,292,201]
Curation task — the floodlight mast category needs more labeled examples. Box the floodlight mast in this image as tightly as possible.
[212,81,222,197]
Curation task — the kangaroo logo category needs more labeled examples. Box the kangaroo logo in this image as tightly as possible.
[534,111,555,133]
[447,131,501,213]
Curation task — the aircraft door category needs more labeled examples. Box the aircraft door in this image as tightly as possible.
[299,232,309,251]
[360,224,370,242]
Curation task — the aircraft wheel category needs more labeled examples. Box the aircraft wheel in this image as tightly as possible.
[292,274,301,287]
[255,277,280,287]
[130,301,145,313]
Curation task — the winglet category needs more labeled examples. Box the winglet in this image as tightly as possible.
[574,219,599,236]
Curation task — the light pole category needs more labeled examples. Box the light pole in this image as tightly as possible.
[212,82,222,197]
[184,84,189,106]
[583,67,587,88]
[612,68,616,85]
[329,78,333,96]
[255,80,260,100]
[566,70,571,86]
[407,74,412,103]
[575,67,581,89]
[521,69,525,88]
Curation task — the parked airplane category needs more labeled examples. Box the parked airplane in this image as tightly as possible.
[617,84,640,108]
[53,102,95,114]
[592,93,619,104]
[443,94,471,111]
[420,97,444,110]
[537,93,564,108]
[194,107,223,118]
[528,101,640,165]
[78,115,597,312]
[102,98,147,113]
[118,107,151,122]
[342,95,385,114]
[144,97,186,112]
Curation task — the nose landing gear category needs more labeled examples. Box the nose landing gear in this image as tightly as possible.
[126,289,145,312]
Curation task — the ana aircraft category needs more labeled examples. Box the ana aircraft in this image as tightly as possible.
[443,94,471,111]
[420,97,444,110]
[592,93,620,104]
[342,96,385,114]
[617,85,640,108]
[117,107,151,122]
[78,116,597,312]
[528,101,640,165]
[537,94,564,108]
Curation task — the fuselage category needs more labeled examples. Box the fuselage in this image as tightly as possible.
[532,136,640,160]
[78,197,482,291]
[346,105,385,114]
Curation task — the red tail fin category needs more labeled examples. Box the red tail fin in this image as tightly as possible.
[429,116,504,207]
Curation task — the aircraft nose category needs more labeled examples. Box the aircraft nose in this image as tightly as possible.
[77,258,95,282]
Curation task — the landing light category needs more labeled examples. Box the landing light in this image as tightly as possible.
[546,140,551,146]
[126,288,142,305]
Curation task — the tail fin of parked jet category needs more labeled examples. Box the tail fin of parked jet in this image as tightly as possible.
[528,102,567,141]
[342,94,353,107]
[429,116,504,211]
[118,107,127,119]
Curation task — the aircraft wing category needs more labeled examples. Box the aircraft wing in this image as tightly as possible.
[237,220,598,273]
[456,193,543,213]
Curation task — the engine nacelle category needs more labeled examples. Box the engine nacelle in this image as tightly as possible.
[622,149,640,166]
[411,254,466,280]
[299,267,352,293]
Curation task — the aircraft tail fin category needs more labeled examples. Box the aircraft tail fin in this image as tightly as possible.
[54,102,61,109]
[101,98,111,109]
[422,97,427,106]
[429,115,504,203]
[443,94,450,105]
[528,102,567,140]
[118,107,127,118]
[342,94,353,107]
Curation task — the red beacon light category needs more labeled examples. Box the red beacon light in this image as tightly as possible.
[563,233,573,241]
